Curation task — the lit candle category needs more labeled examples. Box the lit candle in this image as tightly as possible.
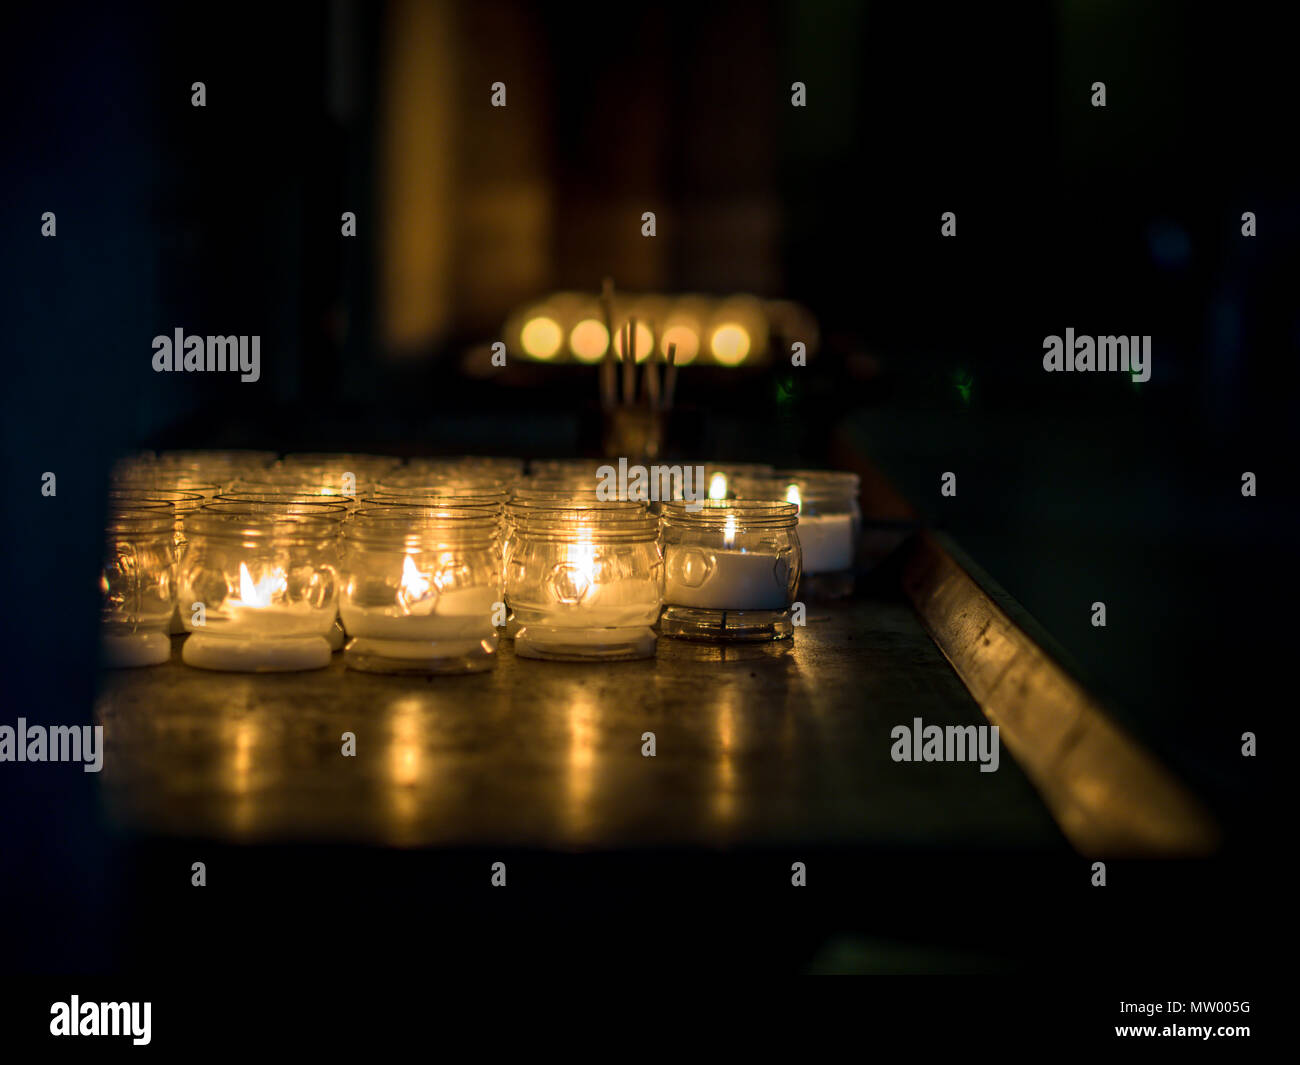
[785,484,853,575]
[660,500,800,641]
[506,500,661,660]
[179,503,341,672]
[339,507,501,673]
[663,513,789,609]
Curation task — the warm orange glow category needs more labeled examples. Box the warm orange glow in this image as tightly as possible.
[660,324,700,364]
[569,318,610,362]
[723,514,737,548]
[613,321,655,363]
[710,323,751,365]
[708,472,728,500]
[521,316,563,359]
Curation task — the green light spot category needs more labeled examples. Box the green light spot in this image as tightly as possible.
[952,370,973,405]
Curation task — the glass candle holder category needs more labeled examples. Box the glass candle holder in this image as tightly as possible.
[109,487,207,634]
[505,500,662,661]
[178,503,342,672]
[340,507,502,674]
[100,504,178,667]
[211,494,355,650]
[736,470,860,598]
[500,487,619,639]
[660,500,801,641]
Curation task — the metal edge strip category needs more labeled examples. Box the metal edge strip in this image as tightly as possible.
[900,529,1221,857]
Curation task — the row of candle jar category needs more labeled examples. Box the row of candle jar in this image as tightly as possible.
[100,492,849,672]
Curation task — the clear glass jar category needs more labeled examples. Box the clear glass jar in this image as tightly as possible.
[505,500,662,660]
[109,487,207,634]
[100,504,178,667]
[340,507,502,674]
[178,502,342,671]
[734,469,860,598]
[660,500,801,641]
[210,494,355,650]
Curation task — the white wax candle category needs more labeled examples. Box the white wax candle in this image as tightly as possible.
[182,633,332,672]
[664,547,787,610]
[341,586,498,641]
[537,600,659,629]
[796,514,853,574]
[215,602,331,637]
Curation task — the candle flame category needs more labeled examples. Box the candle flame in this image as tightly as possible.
[237,561,286,607]
[400,554,430,600]
[785,483,802,513]
[396,553,438,615]
[708,472,728,500]
[573,534,596,585]
[724,513,737,548]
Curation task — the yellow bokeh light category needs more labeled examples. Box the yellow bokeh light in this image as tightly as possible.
[710,323,751,365]
[613,321,655,363]
[708,472,728,500]
[660,324,700,365]
[569,318,610,362]
[521,316,563,360]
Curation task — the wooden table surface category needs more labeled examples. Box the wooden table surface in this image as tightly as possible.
[94,595,1066,852]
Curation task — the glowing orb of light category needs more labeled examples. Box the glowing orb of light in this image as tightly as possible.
[520,316,563,360]
[710,323,751,365]
[660,324,700,365]
[569,319,610,363]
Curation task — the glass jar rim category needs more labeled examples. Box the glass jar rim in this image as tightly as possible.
[350,505,501,527]
[506,499,659,540]
[218,490,358,507]
[113,478,222,494]
[372,480,510,498]
[661,499,798,527]
[105,503,176,535]
[109,487,204,506]
[229,475,362,491]
[189,501,346,541]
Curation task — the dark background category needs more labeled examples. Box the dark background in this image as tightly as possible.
[0,0,1290,994]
